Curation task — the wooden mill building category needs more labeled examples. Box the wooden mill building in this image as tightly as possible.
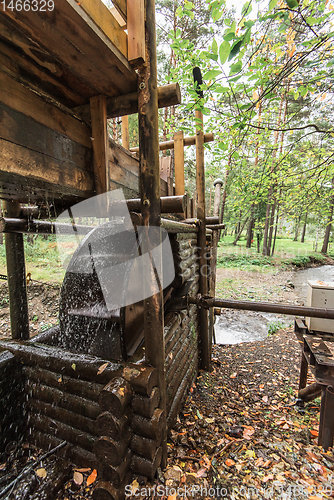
[0,1,219,498]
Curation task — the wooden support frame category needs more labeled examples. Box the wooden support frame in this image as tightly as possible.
[130,132,214,153]
[138,0,167,468]
[196,109,211,372]
[127,0,146,67]
[90,95,109,195]
[174,131,185,196]
[3,201,29,340]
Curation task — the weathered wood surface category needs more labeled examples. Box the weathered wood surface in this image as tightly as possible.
[131,447,162,479]
[90,95,109,195]
[127,0,145,67]
[0,0,137,104]
[94,432,131,466]
[97,411,131,440]
[93,476,131,500]
[131,387,160,419]
[23,366,103,402]
[131,408,165,441]
[99,449,132,487]
[98,378,133,417]
[0,340,122,383]
[130,433,161,461]
[75,83,181,123]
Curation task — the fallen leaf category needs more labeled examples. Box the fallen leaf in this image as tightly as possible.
[128,479,139,495]
[0,464,6,470]
[262,396,268,403]
[71,363,76,371]
[205,417,214,424]
[97,363,108,375]
[73,468,91,473]
[244,449,256,458]
[87,469,97,486]
[243,426,255,440]
[36,468,47,479]
[282,423,289,430]
[167,495,177,500]
[196,468,207,477]
[255,457,264,467]
[310,429,319,437]
[230,372,237,379]
[196,410,203,419]
[225,459,235,467]
[73,471,83,485]
[262,474,274,483]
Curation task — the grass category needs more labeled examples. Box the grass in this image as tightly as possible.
[217,235,327,271]
[0,236,65,284]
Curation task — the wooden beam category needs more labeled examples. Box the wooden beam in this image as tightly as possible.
[196,109,211,372]
[90,95,109,195]
[127,0,146,67]
[75,0,128,58]
[112,0,127,22]
[130,132,214,153]
[74,83,181,124]
[110,7,127,28]
[0,71,91,148]
[121,116,130,150]
[3,201,29,341]
[138,0,167,469]
[174,131,185,196]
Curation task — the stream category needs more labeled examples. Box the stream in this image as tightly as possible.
[214,264,334,345]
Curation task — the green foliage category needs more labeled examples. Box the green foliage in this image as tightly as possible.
[267,320,285,336]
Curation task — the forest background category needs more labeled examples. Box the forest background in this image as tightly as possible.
[106,0,334,258]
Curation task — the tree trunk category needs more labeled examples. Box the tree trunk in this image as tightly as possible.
[246,205,254,248]
[267,198,276,253]
[301,214,307,243]
[293,213,302,242]
[321,183,334,254]
[232,217,249,246]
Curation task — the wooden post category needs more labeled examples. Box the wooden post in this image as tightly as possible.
[127,0,146,68]
[196,109,211,371]
[138,0,167,468]
[121,116,130,150]
[174,131,185,196]
[90,95,109,194]
[3,201,29,340]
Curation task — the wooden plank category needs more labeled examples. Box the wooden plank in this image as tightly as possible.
[0,70,92,148]
[75,0,128,58]
[121,116,130,150]
[0,0,137,98]
[0,102,92,169]
[110,7,126,28]
[90,95,109,195]
[0,17,88,107]
[0,138,95,202]
[174,131,185,196]
[127,0,145,67]
[112,0,127,23]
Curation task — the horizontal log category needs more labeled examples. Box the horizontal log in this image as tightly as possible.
[25,381,101,420]
[298,383,322,402]
[130,132,214,153]
[121,365,158,397]
[130,434,161,461]
[0,218,94,235]
[164,314,183,345]
[0,340,122,383]
[75,83,181,123]
[30,430,98,468]
[93,476,132,500]
[165,314,192,361]
[23,366,103,402]
[131,387,160,419]
[99,449,132,487]
[97,411,130,440]
[94,431,131,467]
[30,414,96,452]
[167,344,198,412]
[183,217,219,225]
[207,224,225,230]
[27,398,98,437]
[131,447,162,480]
[167,363,197,429]
[98,378,133,417]
[171,232,198,241]
[166,333,196,386]
[161,219,198,234]
[131,409,165,441]
[0,350,21,377]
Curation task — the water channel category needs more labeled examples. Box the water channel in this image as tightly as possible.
[214,265,334,345]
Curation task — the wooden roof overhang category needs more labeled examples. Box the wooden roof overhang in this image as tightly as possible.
[0,0,141,207]
[0,0,138,107]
